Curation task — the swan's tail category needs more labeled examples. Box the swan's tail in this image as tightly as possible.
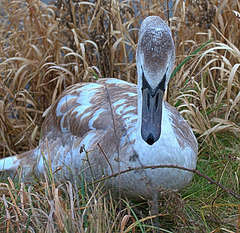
[0,150,34,177]
[0,155,19,170]
[0,155,19,178]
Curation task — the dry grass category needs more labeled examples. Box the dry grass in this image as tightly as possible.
[0,174,208,232]
[0,0,239,232]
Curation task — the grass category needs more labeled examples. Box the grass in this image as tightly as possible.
[0,0,239,232]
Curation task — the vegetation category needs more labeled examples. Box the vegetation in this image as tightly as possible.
[0,0,239,232]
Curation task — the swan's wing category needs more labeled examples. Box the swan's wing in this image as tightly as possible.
[35,78,138,179]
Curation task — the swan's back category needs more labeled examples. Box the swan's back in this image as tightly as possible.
[29,79,138,181]
[42,78,137,141]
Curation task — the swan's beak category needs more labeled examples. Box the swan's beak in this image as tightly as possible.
[141,85,164,145]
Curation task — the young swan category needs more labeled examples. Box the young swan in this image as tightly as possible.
[0,16,198,200]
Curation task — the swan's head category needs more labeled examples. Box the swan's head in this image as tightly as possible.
[136,16,175,145]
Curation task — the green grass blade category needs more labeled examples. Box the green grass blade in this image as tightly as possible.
[170,38,213,79]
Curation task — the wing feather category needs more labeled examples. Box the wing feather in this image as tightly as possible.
[41,79,138,141]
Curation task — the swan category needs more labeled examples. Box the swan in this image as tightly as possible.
[0,16,198,200]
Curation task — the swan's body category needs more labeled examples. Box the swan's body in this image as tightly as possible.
[0,16,197,200]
